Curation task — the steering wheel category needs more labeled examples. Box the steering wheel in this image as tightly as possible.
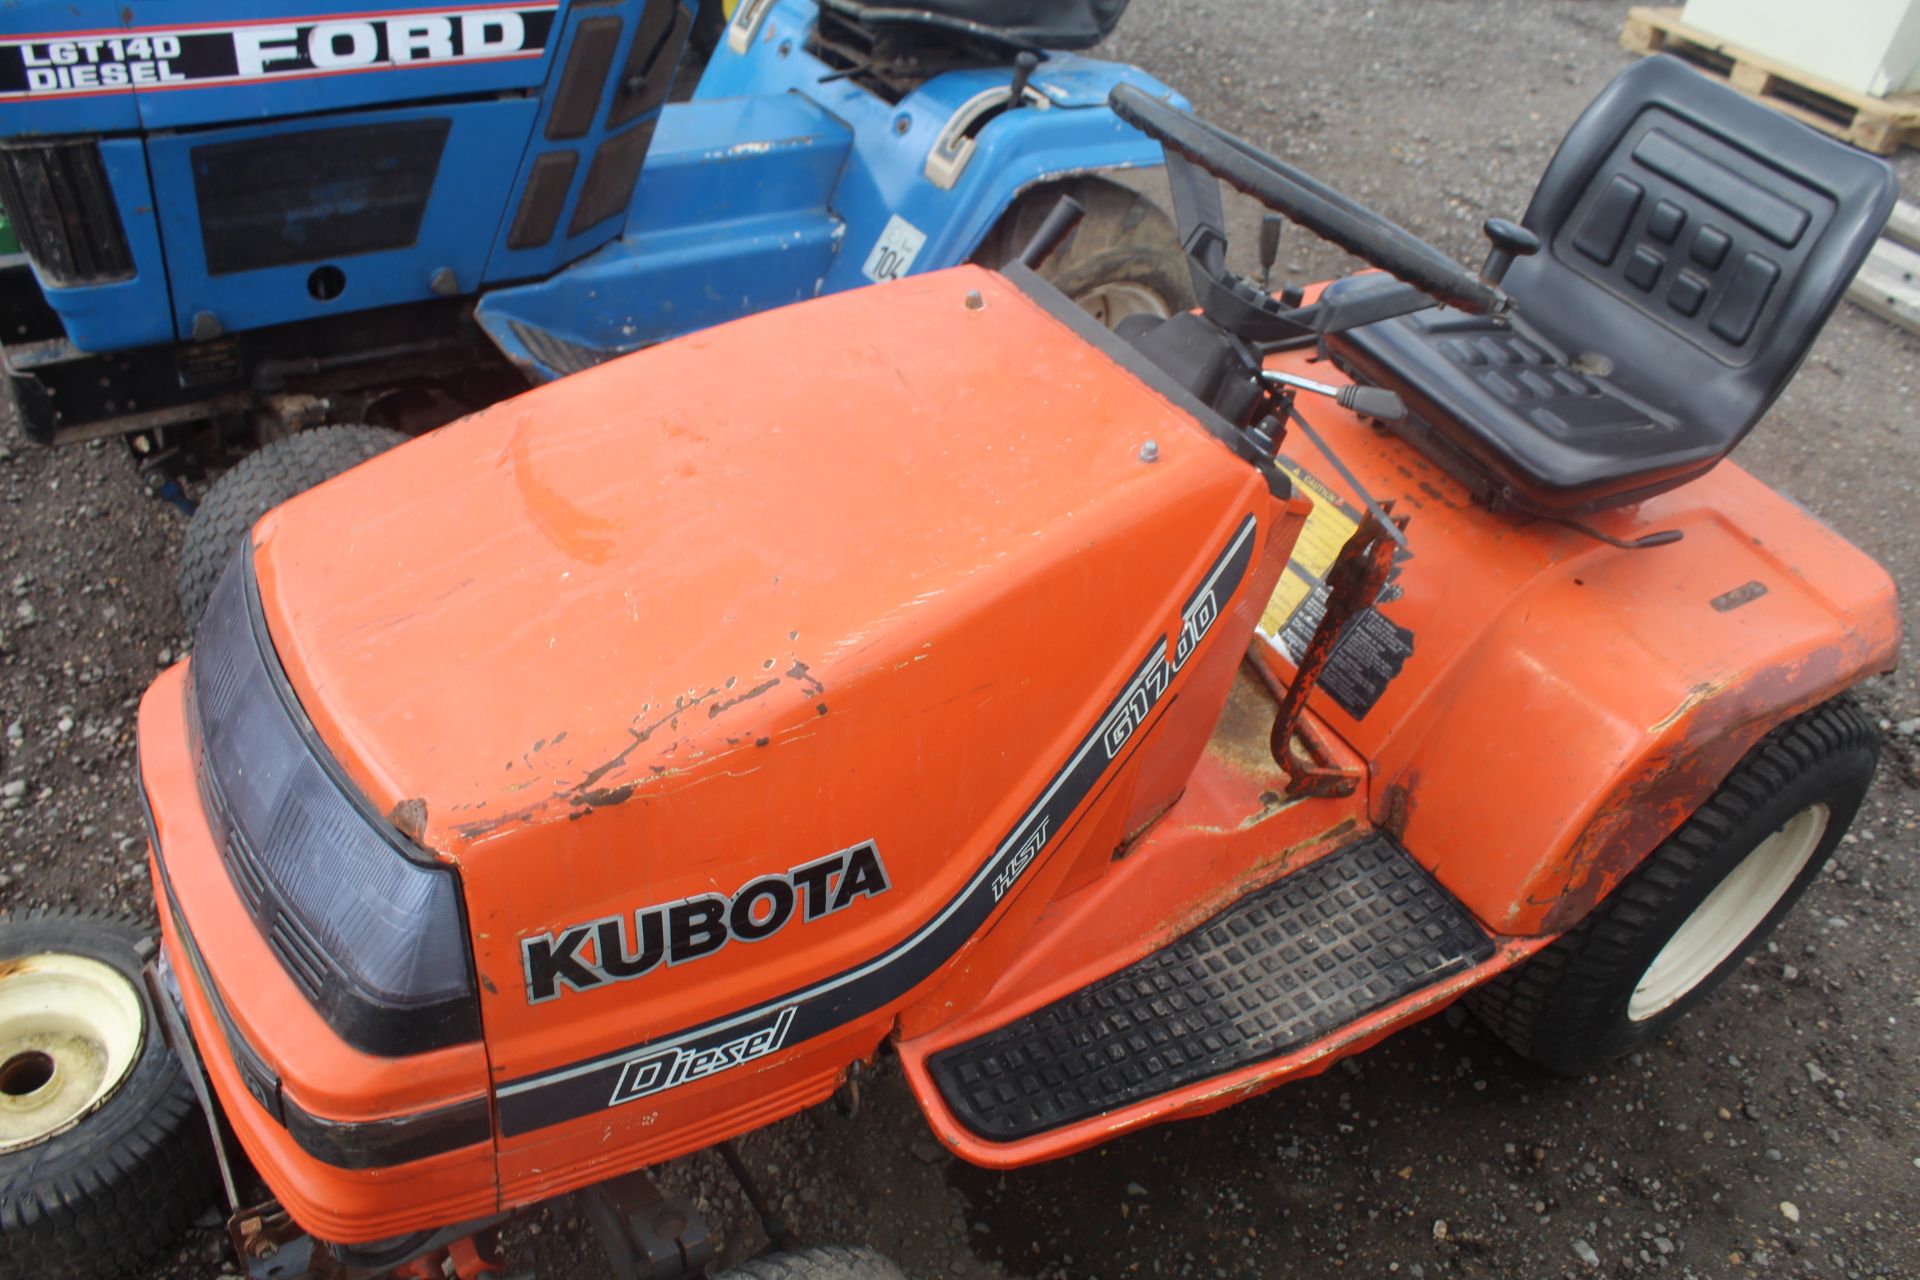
[1110,84,1503,317]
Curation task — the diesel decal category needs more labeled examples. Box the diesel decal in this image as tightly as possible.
[609,1006,797,1105]
[522,841,891,1003]
[0,6,557,100]
[493,515,1259,1132]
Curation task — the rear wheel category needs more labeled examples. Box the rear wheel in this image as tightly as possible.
[711,1245,909,1280]
[975,177,1194,327]
[0,910,214,1280]
[1468,697,1878,1075]
[176,424,409,628]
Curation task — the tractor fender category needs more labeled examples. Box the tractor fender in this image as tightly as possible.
[1256,376,1899,938]
[691,0,1182,294]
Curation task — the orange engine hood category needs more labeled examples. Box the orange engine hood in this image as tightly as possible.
[249,266,1288,1100]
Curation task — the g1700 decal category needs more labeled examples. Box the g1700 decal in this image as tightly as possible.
[522,842,891,1003]
[0,5,557,100]
[494,514,1260,1134]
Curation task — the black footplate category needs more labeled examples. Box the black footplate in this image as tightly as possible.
[927,834,1493,1141]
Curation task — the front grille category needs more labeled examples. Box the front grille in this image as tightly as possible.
[191,119,449,276]
[0,141,134,286]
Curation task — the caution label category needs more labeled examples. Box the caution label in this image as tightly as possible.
[1257,458,1414,721]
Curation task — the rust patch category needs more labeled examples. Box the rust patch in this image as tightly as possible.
[387,797,429,842]
[1710,580,1768,612]
[1380,775,1416,840]
[1535,640,1869,934]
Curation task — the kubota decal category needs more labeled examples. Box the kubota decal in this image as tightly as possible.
[521,842,892,1003]
[0,5,557,100]
[494,514,1260,1135]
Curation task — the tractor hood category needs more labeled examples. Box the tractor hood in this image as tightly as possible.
[248,266,1282,1083]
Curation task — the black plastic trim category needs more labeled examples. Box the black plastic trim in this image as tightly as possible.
[548,13,623,141]
[508,151,579,250]
[569,120,656,236]
[184,553,483,1056]
[145,749,494,1171]
[0,139,133,285]
[1003,263,1291,494]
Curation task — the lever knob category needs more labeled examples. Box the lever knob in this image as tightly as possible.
[1009,51,1040,106]
[1479,216,1540,288]
[1258,213,1284,290]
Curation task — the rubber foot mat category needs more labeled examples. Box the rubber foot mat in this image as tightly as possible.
[927,834,1493,1141]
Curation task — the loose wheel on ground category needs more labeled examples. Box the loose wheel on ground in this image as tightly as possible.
[176,424,409,628]
[0,909,215,1280]
[712,1244,910,1280]
[1469,697,1878,1075]
[975,177,1195,327]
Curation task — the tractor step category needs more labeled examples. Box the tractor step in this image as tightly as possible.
[926,834,1492,1141]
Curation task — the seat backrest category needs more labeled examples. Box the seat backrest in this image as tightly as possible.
[1503,56,1894,444]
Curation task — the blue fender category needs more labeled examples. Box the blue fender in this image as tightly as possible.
[477,0,1186,379]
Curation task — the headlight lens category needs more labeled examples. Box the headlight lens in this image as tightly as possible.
[190,552,479,1056]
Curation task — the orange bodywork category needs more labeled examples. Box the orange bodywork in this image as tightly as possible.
[1252,344,1899,935]
[134,264,1898,1243]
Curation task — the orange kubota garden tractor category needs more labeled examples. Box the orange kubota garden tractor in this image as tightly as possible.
[0,53,1900,1280]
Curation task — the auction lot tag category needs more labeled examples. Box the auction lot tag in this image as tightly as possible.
[862,215,926,283]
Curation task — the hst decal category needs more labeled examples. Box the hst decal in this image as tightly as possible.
[493,513,1260,1135]
[0,5,557,100]
[521,841,892,1003]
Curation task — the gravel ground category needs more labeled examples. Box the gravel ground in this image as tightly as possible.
[3,3,1917,1278]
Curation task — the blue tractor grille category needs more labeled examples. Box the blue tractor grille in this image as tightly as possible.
[0,140,134,285]
[190,118,450,277]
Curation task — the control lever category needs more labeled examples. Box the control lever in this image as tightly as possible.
[1008,51,1040,106]
[1262,369,1406,424]
[1258,214,1284,291]
[1479,217,1541,288]
[1017,194,1085,269]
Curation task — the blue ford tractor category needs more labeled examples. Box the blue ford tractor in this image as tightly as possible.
[0,0,1190,621]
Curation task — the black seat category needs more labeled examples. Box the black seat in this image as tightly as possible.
[818,0,1128,51]
[1325,56,1896,516]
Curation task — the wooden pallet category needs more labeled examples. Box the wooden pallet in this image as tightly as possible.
[1621,6,1920,154]
[1848,200,1920,337]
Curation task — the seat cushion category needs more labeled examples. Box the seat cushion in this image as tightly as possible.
[1323,276,1734,516]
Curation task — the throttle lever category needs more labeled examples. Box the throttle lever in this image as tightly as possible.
[1262,369,1406,424]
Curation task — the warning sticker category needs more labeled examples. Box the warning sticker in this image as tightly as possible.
[1256,458,1414,721]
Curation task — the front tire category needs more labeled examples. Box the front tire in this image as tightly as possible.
[1468,697,1878,1075]
[974,177,1195,327]
[0,910,215,1280]
[176,424,409,628]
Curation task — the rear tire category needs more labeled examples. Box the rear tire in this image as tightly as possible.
[0,910,215,1280]
[1468,698,1878,1075]
[975,177,1195,327]
[711,1244,909,1280]
[176,424,408,629]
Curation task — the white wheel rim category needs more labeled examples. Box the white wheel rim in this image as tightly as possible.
[1074,280,1174,327]
[1628,803,1829,1022]
[0,952,146,1153]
